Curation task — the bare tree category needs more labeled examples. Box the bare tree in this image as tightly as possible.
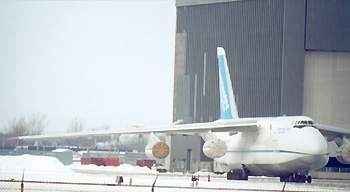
[27,113,47,135]
[6,116,28,137]
[4,113,48,147]
[6,113,48,137]
[67,117,85,133]
[63,117,87,147]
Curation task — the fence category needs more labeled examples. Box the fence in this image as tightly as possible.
[0,178,305,192]
[0,179,155,192]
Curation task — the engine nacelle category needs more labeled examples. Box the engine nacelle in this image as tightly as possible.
[145,141,170,160]
[203,139,227,159]
[336,145,350,164]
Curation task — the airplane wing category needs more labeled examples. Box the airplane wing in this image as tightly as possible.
[316,123,350,141]
[8,47,260,142]
[8,118,260,141]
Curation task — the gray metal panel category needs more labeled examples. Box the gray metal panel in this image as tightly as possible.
[176,0,285,121]
[173,32,190,122]
[280,0,306,116]
[305,0,350,52]
[175,75,192,123]
[170,135,201,172]
[303,51,350,130]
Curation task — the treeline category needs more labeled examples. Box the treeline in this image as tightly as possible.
[1,114,147,151]
[5,113,47,137]
[1,113,47,148]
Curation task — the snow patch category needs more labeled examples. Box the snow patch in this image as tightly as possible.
[0,155,76,180]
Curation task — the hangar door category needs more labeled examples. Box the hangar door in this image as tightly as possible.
[303,51,350,129]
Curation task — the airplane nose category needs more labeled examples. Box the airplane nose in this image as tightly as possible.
[298,127,329,169]
[301,127,328,155]
[280,127,329,169]
[281,127,328,155]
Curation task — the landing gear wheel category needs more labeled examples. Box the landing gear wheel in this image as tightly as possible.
[283,173,308,183]
[301,176,306,183]
[226,170,248,180]
[295,175,306,183]
[307,176,312,183]
[227,171,232,180]
[280,176,287,182]
[288,174,294,182]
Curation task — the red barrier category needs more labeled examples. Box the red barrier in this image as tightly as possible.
[103,158,119,166]
[136,160,156,169]
[81,158,91,165]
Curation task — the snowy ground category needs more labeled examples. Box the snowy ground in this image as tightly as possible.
[0,155,349,192]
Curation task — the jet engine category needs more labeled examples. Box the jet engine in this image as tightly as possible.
[145,141,170,160]
[143,133,169,160]
[203,139,227,159]
[336,145,350,164]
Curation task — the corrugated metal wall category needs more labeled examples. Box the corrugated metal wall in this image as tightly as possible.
[305,0,350,52]
[173,0,350,124]
[280,0,306,116]
[175,0,287,123]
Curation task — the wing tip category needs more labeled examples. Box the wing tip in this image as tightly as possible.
[7,137,19,140]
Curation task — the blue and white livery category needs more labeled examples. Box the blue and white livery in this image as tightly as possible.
[217,47,239,120]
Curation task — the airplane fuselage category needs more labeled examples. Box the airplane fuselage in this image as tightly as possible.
[216,116,329,177]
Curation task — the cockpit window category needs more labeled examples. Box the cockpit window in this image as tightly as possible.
[293,120,315,128]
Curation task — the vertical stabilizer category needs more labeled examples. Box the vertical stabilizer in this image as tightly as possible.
[217,47,239,120]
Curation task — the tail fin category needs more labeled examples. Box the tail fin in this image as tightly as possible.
[217,47,239,120]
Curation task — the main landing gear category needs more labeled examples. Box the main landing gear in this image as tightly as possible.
[227,170,248,180]
[280,173,312,183]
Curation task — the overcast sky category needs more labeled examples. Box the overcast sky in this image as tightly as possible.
[0,0,176,134]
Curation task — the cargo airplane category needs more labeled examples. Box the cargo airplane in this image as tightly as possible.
[10,47,350,183]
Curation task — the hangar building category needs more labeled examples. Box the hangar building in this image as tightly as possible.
[166,0,350,174]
